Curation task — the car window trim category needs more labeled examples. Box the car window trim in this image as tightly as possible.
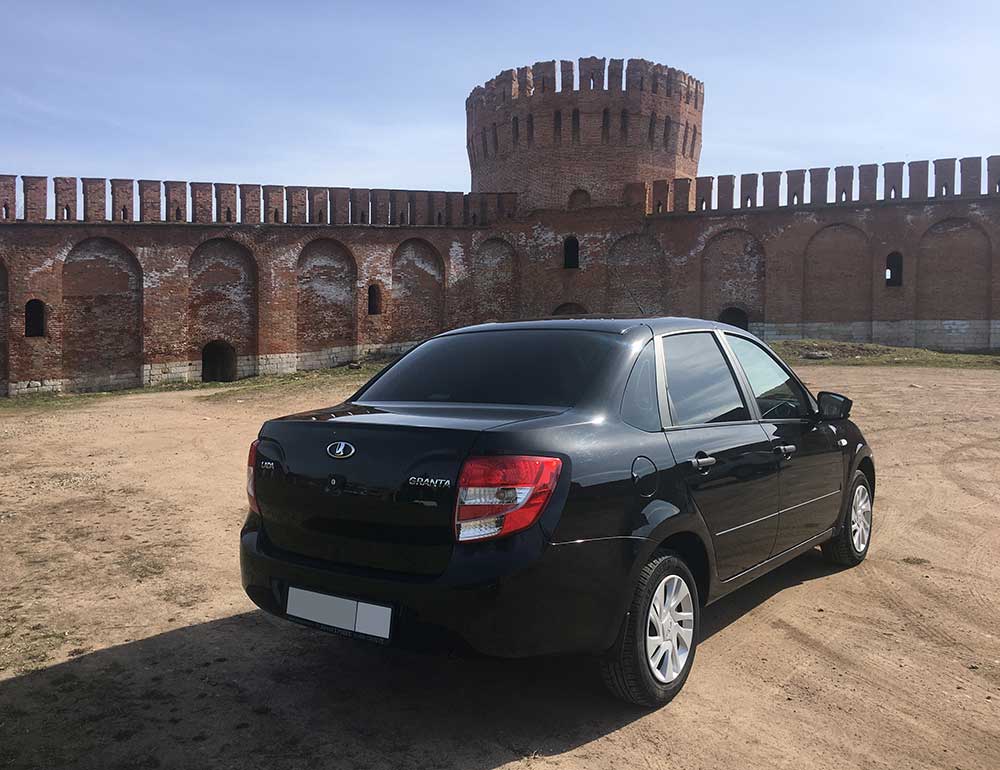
[655,329,755,431]
[720,330,819,418]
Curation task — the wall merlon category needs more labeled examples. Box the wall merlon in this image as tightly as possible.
[165,181,187,222]
[370,189,390,226]
[498,192,517,220]
[330,187,349,224]
[786,169,805,206]
[579,57,606,90]
[608,59,624,92]
[960,157,982,197]
[987,156,1000,196]
[238,184,260,224]
[717,175,735,212]
[215,184,237,223]
[349,188,369,225]
[82,178,107,221]
[859,164,878,203]
[286,186,307,224]
[740,173,758,209]
[884,162,904,200]
[516,66,533,98]
[651,180,669,214]
[263,185,284,224]
[0,175,16,222]
[429,191,448,226]
[308,187,329,224]
[190,182,212,223]
[908,160,929,201]
[389,190,408,225]
[54,177,78,221]
[110,178,134,222]
[809,168,829,204]
[446,192,464,226]
[672,178,692,213]
[411,191,430,226]
[531,61,556,95]
[933,158,956,197]
[834,166,854,203]
[695,176,713,212]
[138,180,161,222]
[762,172,780,208]
[560,60,574,92]
[23,176,48,222]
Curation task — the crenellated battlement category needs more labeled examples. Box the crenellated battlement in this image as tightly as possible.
[634,155,1000,215]
[465,57,704,112]
[0,175,518,228]
[465,56,704,212]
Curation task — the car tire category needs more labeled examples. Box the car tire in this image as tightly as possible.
[822,470,873,566]
[600,552,700,707]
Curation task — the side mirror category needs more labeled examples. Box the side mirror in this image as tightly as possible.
[817,391,852,420]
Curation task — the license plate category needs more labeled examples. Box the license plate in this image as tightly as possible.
[286,586,392,639]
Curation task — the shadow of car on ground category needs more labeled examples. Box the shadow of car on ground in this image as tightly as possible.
[0,550,841,770]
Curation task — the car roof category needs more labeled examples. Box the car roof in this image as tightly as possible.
[439,315,742,337]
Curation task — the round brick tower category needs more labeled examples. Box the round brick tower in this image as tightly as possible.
[466,57,704,212]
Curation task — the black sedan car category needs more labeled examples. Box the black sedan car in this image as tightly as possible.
[240,317,874,706]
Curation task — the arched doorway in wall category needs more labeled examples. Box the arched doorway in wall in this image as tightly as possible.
[201,340,237,382]
[188,238,258,378]
[552,302,588,315]
[567,189,591,210]
[607,234,668,315]
[62,238,144,392]
[718,307,749,330]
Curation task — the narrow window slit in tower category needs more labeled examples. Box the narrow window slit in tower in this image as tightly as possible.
[601,109,610,144]
[571,109,580,144]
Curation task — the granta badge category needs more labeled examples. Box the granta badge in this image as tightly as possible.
[408,477,451,489]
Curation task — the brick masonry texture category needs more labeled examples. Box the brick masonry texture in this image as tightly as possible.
[0,56,998,395]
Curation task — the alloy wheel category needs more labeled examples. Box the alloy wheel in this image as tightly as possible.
[645,575,695,684]
[851,484,872,553]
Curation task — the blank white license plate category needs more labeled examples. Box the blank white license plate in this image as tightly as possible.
[286,586,392,639]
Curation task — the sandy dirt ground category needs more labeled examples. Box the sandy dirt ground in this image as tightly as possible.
[1,365,998,770]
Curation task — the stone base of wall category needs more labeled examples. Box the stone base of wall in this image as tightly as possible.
[295,345,358,372]
[759,320,998,351]
[7,379,65,397]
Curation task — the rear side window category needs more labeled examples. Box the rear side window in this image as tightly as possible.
[662,332,749,426]
[359,330,620,407]
[726,335,810,419]
[621,340,660,431]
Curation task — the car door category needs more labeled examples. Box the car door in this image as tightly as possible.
[660,331,781,580]
[724,333,845,555]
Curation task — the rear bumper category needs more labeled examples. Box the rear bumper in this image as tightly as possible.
[240,526,642,658]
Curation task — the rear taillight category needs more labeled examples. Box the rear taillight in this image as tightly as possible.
[247,439,260,514]
[455,455,562,542]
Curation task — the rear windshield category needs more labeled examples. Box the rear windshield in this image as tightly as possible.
[358,330,621,407]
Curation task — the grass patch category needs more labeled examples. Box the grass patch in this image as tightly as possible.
[0,359,396,412]
[772,339,1000,369]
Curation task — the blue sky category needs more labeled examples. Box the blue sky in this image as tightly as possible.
[3,0,998,194]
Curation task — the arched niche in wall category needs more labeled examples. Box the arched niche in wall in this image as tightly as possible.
[607,233,667,316]
[700,229,765,325]
[474,238,517,323]
[61,238,143,392]
[803,224,871,339]
[916,219,991,348]
[296,239,358,356]
[567,189,592,210]
[552,302,588,315]
[390,239,445,344]
[188,238,258,376]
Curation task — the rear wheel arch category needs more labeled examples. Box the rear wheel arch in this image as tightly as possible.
[655,531,711,607]
[858,455,875,497]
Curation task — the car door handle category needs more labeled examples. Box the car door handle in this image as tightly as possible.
[774,444,797,455]
[837,438,848,448]
[690,456,717,470]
